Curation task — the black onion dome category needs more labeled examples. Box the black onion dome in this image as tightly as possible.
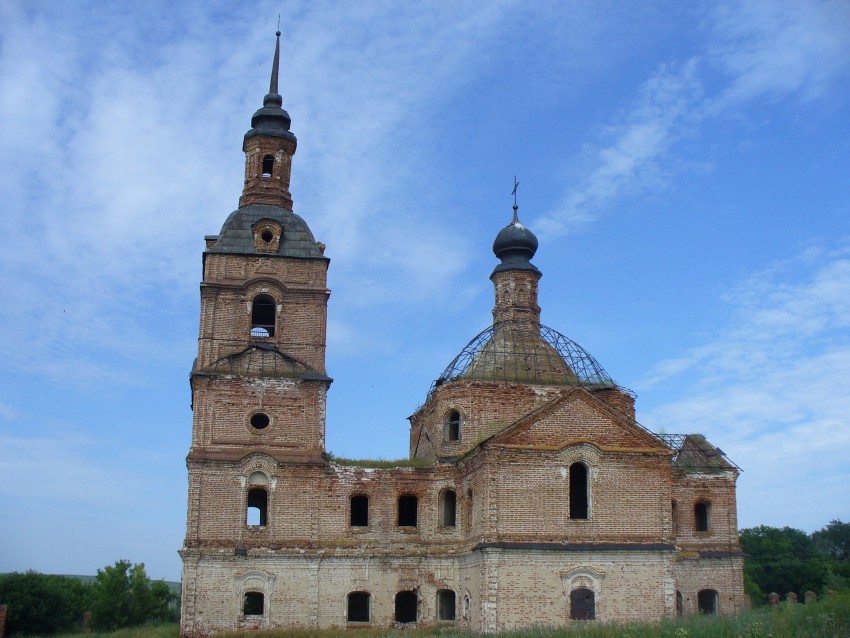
[492,217,540,274]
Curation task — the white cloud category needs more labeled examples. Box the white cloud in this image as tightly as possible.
[536,0,850,238]
[640,244,850,529]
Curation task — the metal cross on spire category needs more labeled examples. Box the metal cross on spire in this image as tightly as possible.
[511,176,520,223]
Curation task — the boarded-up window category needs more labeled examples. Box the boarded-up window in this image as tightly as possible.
[570,588,595,620]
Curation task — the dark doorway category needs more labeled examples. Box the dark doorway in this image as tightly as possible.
[698,589,718,614]
[570,588,595,620]
[569,463,589,519]
[395,591,417,623]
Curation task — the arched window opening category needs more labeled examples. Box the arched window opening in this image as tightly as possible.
[466,489,473,528]
[444,410,460,441]
[350,495,369,527]
[398,495,418,527]
[243,591,264,616]
[698,589,718,614]
[437,589,456,621]
[347,591,370,623]
[676,591,684,616]
[440,490,457,527]
[247,488,268,526]
[251,294,276,337]
[569,462,589,520]
[261,154,274,177]
[695,501,711,532]
[394,591,417,624]
[570,588,595,620]
[671,500,679,536]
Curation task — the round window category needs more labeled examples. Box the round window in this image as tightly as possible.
[250,413,270,430]
[261,229,274,243]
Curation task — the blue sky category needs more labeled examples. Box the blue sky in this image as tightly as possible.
[1,1,848,582]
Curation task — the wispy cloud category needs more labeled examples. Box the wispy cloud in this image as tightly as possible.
[536,0,850,238]
[640,243,850,529]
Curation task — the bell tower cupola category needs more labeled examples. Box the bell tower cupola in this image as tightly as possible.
[239,31,298,210]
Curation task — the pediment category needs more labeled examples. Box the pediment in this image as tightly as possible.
[205,345,312,378]
[492,389,668,453]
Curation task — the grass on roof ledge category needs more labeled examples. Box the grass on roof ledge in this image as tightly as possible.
[324,453,431,469]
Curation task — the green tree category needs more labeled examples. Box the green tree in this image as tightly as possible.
[740,525,829,603]
[89,560,177,631]
[0,571,91,636]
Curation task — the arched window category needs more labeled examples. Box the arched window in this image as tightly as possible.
[251,294,276,337]
[672,500,679,535]
[398,495,418,527]
[243,591,264,616]
[437,589,456,621]
[395,591,417,623]
[350,495,369,527]
[570,588,595,620]
[695,501,711,532]
[261,154,274,177]
[569,462,589,520]
[440,490,457,527]
[247,487,268,526]
[347,591,370,623]
[698,589,718,614]
[466,488,473,528]
[444,410,461,441]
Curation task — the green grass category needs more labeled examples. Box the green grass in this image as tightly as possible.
[25,593,850,638]
[325,453,432,469]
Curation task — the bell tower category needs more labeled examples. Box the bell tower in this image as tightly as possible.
[186,31,331,469]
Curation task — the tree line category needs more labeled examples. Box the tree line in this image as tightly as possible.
[741,519,850,604]
[0,560,177,636]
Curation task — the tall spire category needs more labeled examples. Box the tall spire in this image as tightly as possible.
[266,30,282,107]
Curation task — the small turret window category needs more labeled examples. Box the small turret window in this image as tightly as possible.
[262,154,274,177]
[444,410,461,441]
[251,294,276,337]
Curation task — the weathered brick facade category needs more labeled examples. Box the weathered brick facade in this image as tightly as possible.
[179,34,745,637]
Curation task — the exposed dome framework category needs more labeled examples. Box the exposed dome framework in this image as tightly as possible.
[430,321,617,397]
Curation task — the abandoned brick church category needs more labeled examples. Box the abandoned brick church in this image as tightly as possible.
[179,33,746,636]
